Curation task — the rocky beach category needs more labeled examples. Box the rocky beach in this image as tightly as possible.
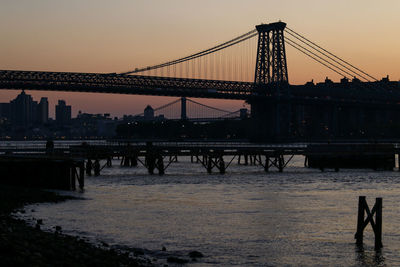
[0,185,153,266]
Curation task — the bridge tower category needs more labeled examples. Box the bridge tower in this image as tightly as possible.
[250,21,291,141]
[181,97,187,120]
[254,21,288,88]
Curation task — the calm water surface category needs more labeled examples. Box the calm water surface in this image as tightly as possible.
[20,156,400,266]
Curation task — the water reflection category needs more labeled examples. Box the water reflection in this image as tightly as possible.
[355,245,385,267]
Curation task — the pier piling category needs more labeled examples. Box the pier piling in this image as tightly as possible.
[355,196,383,250]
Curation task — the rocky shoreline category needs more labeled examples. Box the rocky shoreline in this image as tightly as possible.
[0,185,154,266]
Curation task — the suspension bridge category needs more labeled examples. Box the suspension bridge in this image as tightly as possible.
[132,97,247,121]
[1,21,399,140]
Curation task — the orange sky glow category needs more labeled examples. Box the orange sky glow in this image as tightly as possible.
[1,0,399,117]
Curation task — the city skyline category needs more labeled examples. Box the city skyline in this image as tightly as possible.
[1,0,399,117]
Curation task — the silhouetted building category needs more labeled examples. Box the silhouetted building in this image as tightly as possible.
[10,90,37,127]
[144,105,154,120]
[240,108,248,119]
[37,97,49,124]
[0,103,10,119]
[55,100,71,125]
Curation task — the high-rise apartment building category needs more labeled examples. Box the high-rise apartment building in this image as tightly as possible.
[10,90,36,127]
[37,97,49,124]
[55,100,71,125]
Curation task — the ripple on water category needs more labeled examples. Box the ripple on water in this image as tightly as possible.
[20,157,400,266]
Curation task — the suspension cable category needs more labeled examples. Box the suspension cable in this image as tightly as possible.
[286,27,378,81]
[285,36,354,78]
[187,98,232,113]
[130,32,257,76]
[121,29,257,75]
[134,98,181,116]
[285,38,348,78]
[286,37,388,95]
[285,30,370,82]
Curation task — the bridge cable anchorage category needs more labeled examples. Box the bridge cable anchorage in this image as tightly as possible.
[285,31,371,82]
[120,29,257,75]
[285,27,378,81]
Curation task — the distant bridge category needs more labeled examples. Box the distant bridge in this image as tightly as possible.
[131,97,247,121]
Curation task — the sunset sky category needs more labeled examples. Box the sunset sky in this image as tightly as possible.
[1,0,399,118]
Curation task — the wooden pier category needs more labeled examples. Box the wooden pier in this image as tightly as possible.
[0,155,85,190]
[0,141,398,177]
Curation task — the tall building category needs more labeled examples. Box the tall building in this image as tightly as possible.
[55,100,71,125]
[144,105,154,120]
[37,97,49,124]
[10,90,36,127]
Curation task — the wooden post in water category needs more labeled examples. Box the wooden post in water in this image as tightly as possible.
[355,196,365,246]
[355,196,383,250]
[398,153,400,172]
[157,155,164,176]
[219,156,225,174]
[131,155,138,167]
[78,162,85,189]
[207,156,212,174]
[70,166,76,190]
[278,155,284,172]
[264,156,269,172]
[106,157,112,167]
[375,198,383,249]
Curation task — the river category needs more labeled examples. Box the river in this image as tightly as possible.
[18,156,400,266]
